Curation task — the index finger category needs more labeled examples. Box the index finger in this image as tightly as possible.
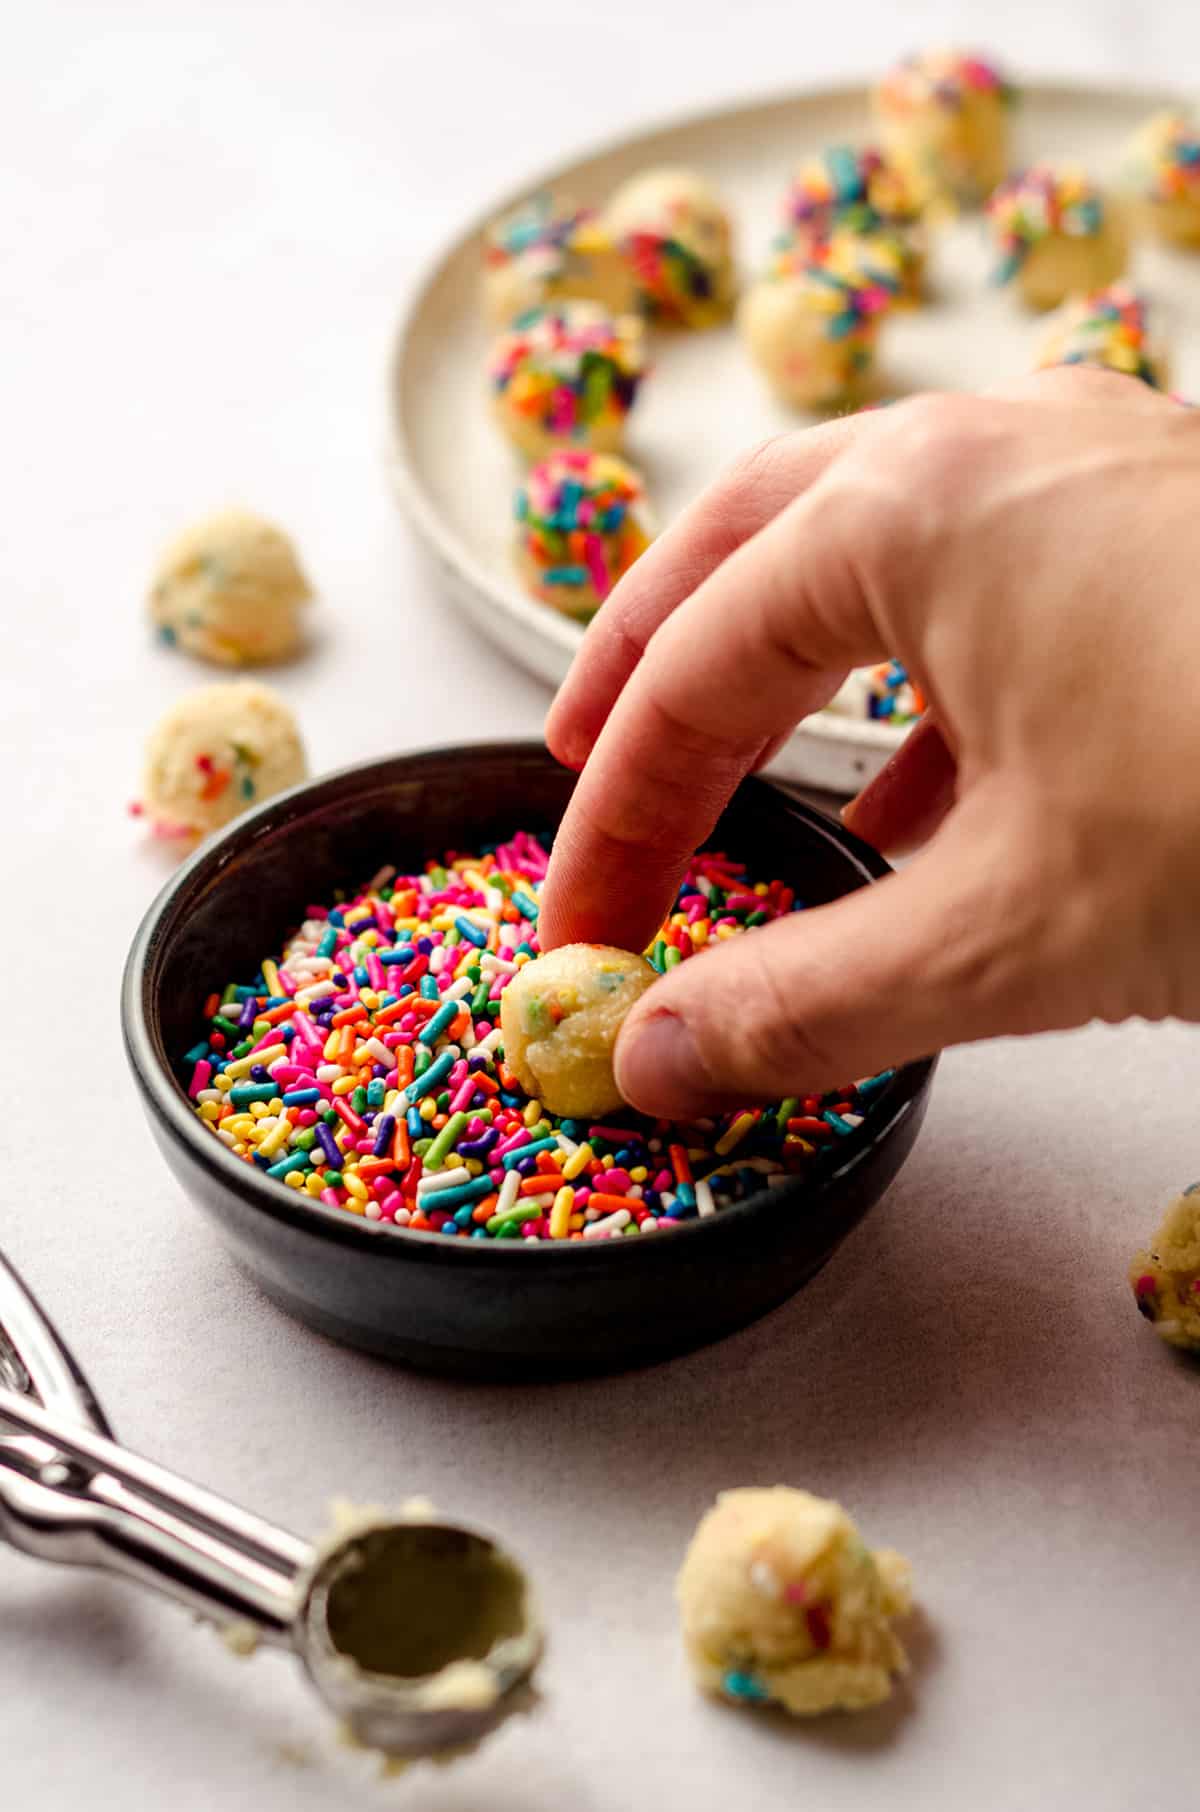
[540,470,889,952]
[545,414,874,771]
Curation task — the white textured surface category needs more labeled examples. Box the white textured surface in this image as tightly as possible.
[2,6,1199,1808]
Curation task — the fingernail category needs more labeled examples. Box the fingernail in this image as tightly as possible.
[615,1008,707,1118]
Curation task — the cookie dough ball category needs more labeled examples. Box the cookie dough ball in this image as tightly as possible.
[513,450,652,620]
[988,166,1128,310]
[605,167,736,328]
[739,238,896,410]
[148,509,311,666]
[488,302,646,461]
[783,145,926,302]
[872,49,1013,210]
[140,681,306,839]
[1130,1186,1200,1350]
[500,943,658,1118]
[677,1488,913,1717]
[1125,112,1200,248]
[482,193,638,325]
[1038,283,1168,390]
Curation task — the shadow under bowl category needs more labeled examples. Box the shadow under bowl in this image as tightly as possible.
[121,741,936,1379]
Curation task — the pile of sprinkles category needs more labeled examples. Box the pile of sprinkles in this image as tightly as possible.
[488,303,644,446]
[484,194,606,281]
[986,165,1107,283]
[875,49,1014,114]
[183,835,894,1243]
[621,229,718,321]
[783,145,920,237]
[766,237,898,344]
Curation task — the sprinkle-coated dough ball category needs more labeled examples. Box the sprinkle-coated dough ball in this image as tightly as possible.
[782,145,926,303]
[1038,283,1168,389]
[988,166,1128,310]
[488,302,646,461]
[141,681,307,839]
[739,238,895,410]
[872,49,1013,209]
[605,166,736,328]
[1124,112,1200,248]
[500,943,658,1118]
[677,1488,913,1717]
[1130,1186,1200,1351]
[482,193,638,325]
[513,449,652,620]
[148,509,311,665]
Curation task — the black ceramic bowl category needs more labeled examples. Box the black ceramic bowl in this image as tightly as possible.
[123,741,935,1379]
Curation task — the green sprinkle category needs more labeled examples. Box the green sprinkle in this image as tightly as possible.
[424,1112,469,1172]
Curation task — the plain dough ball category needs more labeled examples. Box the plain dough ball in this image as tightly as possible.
[141,681,307,838]
[605,166,736,328]
[483,193,638,325]
[513,449,653,620]
[676,1487,913,1716]
[488,301,646,460]
[500,944,658,1117]
[739,243,893,409]
[149,509,311,665]
[872,49,1012,209]
[1038,283,1168,389]
[1124,112,1200,249]
[1130,1187,1200,1350]
[988,167,1128,310]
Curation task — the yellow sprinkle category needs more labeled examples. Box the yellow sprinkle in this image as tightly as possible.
[198,1101,221,1122]
[352,1046,376,1068]
[344,1173,368,1201]
[304,1172,324,1197]
[258,1120,291,1159]
[341,1198,366,1216]
[261,959,281,995]
[249,1100,271,1120]
[630,1165,648,1183]
[562,1142,593,1181]
[283,1169,305,1190]
[395,918,420,932]
[715,1112,756,1157]
[715,924,737,940]
[224,1043,286,1081]
[549,1186,574,1239]
[514,951,532,967]
[522,1099,542,1128]
[360,988,380,1010]
[331,1075,357,1096]
[754,882,768,896]
[213,1072,232,1091]
[419,1097,438,1122]
[464,1158,483,1178]
[568,1214,585,1231]
[690,922,710,945]
[222,1114,255,1135]
[384,1088,402,1111]
[323,1031,341,1061]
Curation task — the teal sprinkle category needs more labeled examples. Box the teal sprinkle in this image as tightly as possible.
[157,624,177,646]
[722,1670,769,1703]
[511,890,539,921]
[543,565,589,587]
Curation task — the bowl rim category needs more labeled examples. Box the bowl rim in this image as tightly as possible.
[121,738,936,1269]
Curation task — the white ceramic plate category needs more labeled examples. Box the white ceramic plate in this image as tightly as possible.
[389,77,1193,793]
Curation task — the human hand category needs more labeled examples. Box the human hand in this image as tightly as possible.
[538,369,1200,1116]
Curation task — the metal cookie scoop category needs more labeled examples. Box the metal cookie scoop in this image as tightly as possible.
[0,1250,542,1762]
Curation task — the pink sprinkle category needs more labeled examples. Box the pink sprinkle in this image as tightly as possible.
[188,1060,212,1098]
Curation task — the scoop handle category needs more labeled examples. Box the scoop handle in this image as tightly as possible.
[0,1384,310,1645]
[0,1250,113,1436]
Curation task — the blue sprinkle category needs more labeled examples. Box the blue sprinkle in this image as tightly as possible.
[722,1670,769,1704]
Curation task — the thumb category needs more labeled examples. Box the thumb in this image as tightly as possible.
[613,791,1083,1114]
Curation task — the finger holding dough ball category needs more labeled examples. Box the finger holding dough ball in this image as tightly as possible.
[676,1487,913,1717]
[987,165,1128,310]
[499,944,658,1119]
[488,301,646,460]
[139,681,307,841]
[513,449,653,621]
[482,192,638,326]
[605,166,736,329]
[148,508,311,665]
[1130,1185,1200,1351]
